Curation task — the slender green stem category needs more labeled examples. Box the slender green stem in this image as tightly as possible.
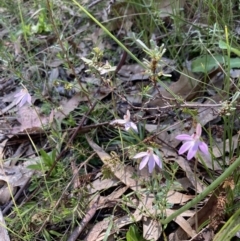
[72,0,178,98]
[161,155,240,224]
[71,0,145,68]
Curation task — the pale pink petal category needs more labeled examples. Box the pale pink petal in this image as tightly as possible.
[19,97,25,107]
[187,142,198,160]
[110,119,126,125]
[27,95,31,105]
[199,141,209,155]
[133,152,148,159]
[196,123,202,137]
[14,89,32,107]
[153,154,162,169]
[124,122,131,131]
[129,122,138,132]
[139,155,149,170]
[123,121,138,132]
[175,134,193,141]
[19,95,28,107]
[148,156,155,173]
[124,110,131,122]
[14,92,22,98]
[178,141,193,155]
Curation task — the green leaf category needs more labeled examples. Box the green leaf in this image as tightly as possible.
[51,149,56,163]
[49,230,62,237]
[103,217,113,241]
[226,58,240,68]
[27,164,42,171]
[191,54,240,73]
[213,208,240,241]
[40,149,52,167]
[218,40,229,49]
[191,54,225,73]
[219,40,240,57]
[126,225,146,241]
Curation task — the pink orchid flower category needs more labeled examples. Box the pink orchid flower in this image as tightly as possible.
[110,110,138,133]
[133,148,162,173]
[14,89,32,107]
[175,123,209,160]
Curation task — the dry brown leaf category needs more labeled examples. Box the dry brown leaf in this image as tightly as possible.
[173,156,204,193]
[83,188,131,240]
[198,151,222,170]
[86,135,140,191]
[23,65,40,82]
[167,190,194,205]
[144,124,158,133]
[141,194,194,220]
[70,160,81,189]
[85,218,109,241]
[96,205,143,241]
[104,186,129,203]
[143,217,162,241]
[0,138,11,160]
[96,187,130,210]
[0,165,34,186]
[87,177,120,194]
[46,59,64,68]
[140,194,195,238]
[166,209,197,238]
[54,88,112,124]
[178,177,193,190]
[169,232,181,241]
[0,209,10,241]
[173,187,222,240]
[13,106,50,133]
[165,69,199,99]
[0,185,16,205]
[68,195,100,241]
[0,165,34,204]
[148,68,199,108]
[197,105,220,126]
[118,64,151,80]
[189,227,214,241]
[54,93,84,122]
[148,66,222,112]
[86,200,143,241]
[212,134,239,158]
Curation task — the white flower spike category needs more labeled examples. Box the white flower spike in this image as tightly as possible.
[110,110,138,133]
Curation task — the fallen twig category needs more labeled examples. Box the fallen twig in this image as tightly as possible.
[67,196,100,241]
